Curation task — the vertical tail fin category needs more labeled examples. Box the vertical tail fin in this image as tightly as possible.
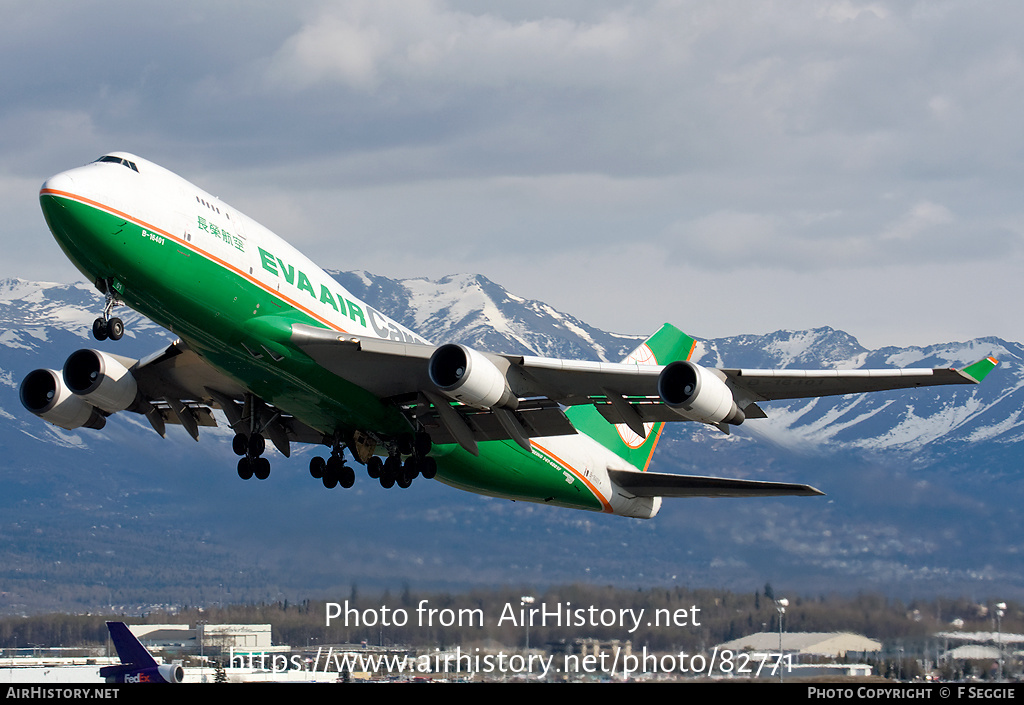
[565,323,695,471]
[106,622,158,668]
[100,621,188,683]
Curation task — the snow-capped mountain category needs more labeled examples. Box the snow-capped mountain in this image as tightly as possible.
[1,274,1022,611]
[330,270,644,361]
[697,327,1022,457]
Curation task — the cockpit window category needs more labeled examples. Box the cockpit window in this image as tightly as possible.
[94,155,139,172]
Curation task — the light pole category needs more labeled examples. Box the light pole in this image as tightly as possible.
[776,598,788,683]
[995,602,1006,681]
[197,620,207,683]
[521,596,535,653]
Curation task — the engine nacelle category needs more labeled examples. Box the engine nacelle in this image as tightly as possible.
[657,360,745,426]
[63,349,139,414]
[428,344,515,409]
[20,368,107,430]
[158,664,185,684]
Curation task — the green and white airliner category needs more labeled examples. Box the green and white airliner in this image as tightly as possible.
[20,153,998,519]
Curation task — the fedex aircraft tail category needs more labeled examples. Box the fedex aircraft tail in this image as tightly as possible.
[566,323,696,471]
[100,622,184,684]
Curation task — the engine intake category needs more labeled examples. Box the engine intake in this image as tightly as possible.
[657,360,745,426]
[428,344,516,409]
[20,368,106,430]
[159,664,185,684]
[63,349,139,414]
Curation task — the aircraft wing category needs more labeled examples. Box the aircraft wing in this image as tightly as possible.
[288,323,998,451]
[23,316,998,461]
[129,340,326,450]
[607,469,824,498]
[720,362,996,403]
[289,323,668,397]
[25,339,324,451]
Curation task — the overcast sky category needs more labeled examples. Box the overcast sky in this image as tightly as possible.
[2,1,1021,349]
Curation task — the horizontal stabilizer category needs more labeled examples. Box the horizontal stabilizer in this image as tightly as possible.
[608,469,824,498]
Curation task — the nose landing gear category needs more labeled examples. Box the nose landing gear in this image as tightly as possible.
[92,279,124,341]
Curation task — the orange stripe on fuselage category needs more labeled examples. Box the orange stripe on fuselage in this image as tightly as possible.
[40,188,353,336]
[639,423,665,473]
[529,439,613,513]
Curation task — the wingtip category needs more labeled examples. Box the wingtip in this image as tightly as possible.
[961,356,999,383]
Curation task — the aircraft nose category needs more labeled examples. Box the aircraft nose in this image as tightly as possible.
[41,171,75,195]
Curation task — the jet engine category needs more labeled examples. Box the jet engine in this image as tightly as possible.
[657,360,745,426]
[62,349,139,414]
[428,344,516,409]
[157,664,185,684]
[20,368,107,430]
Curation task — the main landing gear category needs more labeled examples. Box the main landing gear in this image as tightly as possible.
[309,432,436,491]
[230,395,285,481]
[308,440,355,489]
[234,431,271,481]
[367,432,436,490]
[92,279,124,341]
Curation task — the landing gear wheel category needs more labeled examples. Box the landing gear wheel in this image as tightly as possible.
[106,317,124,341]
[403,456,420,481]
[237,457,254,480]
[232,434,248,457]
[248,433,266,457]
[254,457,271,480]
[367,456,383,479]
[414,432,432,458]
[310,456,326,479]
[419,456,437,480]
[380,455,402,489]
[323,454,352,489]
[398,433,415,456]
[92,318,108,341]
[340,464,355,489]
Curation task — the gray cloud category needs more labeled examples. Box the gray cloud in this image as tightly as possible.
[1,1,1022,347]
